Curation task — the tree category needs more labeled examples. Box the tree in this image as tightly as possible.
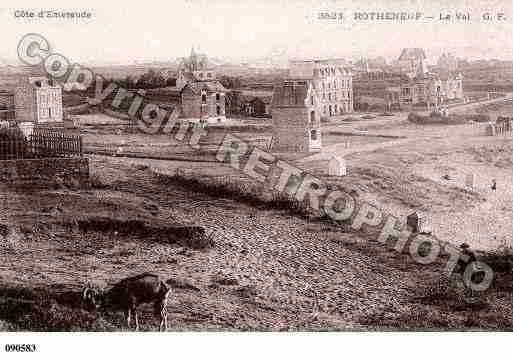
[219,75,242,89]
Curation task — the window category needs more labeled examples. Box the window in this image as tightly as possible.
[207,72,212,78]
[216,93,220,101]
[199,73,203,78]
[310,111,315,124]
[201,91,207,103]
[216,105,221,115]
[48,108,52,118]
[310,96,314,106]
[310,130,317,140]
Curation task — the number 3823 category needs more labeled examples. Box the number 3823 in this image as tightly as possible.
[5,344,37,352]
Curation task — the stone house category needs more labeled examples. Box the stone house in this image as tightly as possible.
[247,96,272,117]
[384,87,401,110]
[399,72,463,107]
[288,58,353,118]
[180,81,227,123]
[14,76,63,125]
[270,79,321,153]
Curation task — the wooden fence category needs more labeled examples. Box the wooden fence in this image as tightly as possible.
[0,128,82,160]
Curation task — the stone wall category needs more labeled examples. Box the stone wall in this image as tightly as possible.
[271,107,310,152]
[14,85,37,123]
[181,92,202,118]
[182,90,226,120]
[0,157,89,187]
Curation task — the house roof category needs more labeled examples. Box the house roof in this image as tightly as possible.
[271,81,310,108]
[178,71,195,82]
[181,81,227,95]
[329,156,346,164]
[250,95,272,104]
[398,48,427,61]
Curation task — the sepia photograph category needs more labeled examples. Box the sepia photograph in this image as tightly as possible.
[0,0,513,356]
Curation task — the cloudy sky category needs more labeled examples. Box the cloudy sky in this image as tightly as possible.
[1,0,513,65]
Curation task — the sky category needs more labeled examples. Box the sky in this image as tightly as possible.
[1,0,513,65]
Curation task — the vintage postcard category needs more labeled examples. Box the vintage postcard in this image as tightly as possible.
[0,0,512,356]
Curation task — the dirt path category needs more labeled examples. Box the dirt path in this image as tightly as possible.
[298,137,414,163]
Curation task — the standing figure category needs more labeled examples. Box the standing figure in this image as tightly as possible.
[456,243,479,298]
[491,179,497,191]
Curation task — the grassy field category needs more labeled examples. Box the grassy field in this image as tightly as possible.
[2,156,513,331]
[4,108,513,330]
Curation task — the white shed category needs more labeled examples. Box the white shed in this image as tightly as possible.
[328,156,346,176]
[465,173,475,188]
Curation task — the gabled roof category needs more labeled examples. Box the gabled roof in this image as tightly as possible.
[329,155,346,164]
[178,71,195,82]
[398,48,427,61]
[249,95,272,104]
[181,81,227,95]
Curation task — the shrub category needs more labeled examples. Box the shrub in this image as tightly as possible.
[89,173,109,189]
[480,245,513,273]
[153,170,313,218]
[407,112,468,125]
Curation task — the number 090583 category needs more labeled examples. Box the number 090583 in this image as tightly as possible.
[4,344,37,352]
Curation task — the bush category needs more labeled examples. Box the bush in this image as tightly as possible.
[89,173,109,189]
[407,112,468,125]
[153,170,312,218]
[480,245,513,273]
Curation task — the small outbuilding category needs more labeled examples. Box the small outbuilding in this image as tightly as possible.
[465,173,475,188]
[328,156,347,176]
